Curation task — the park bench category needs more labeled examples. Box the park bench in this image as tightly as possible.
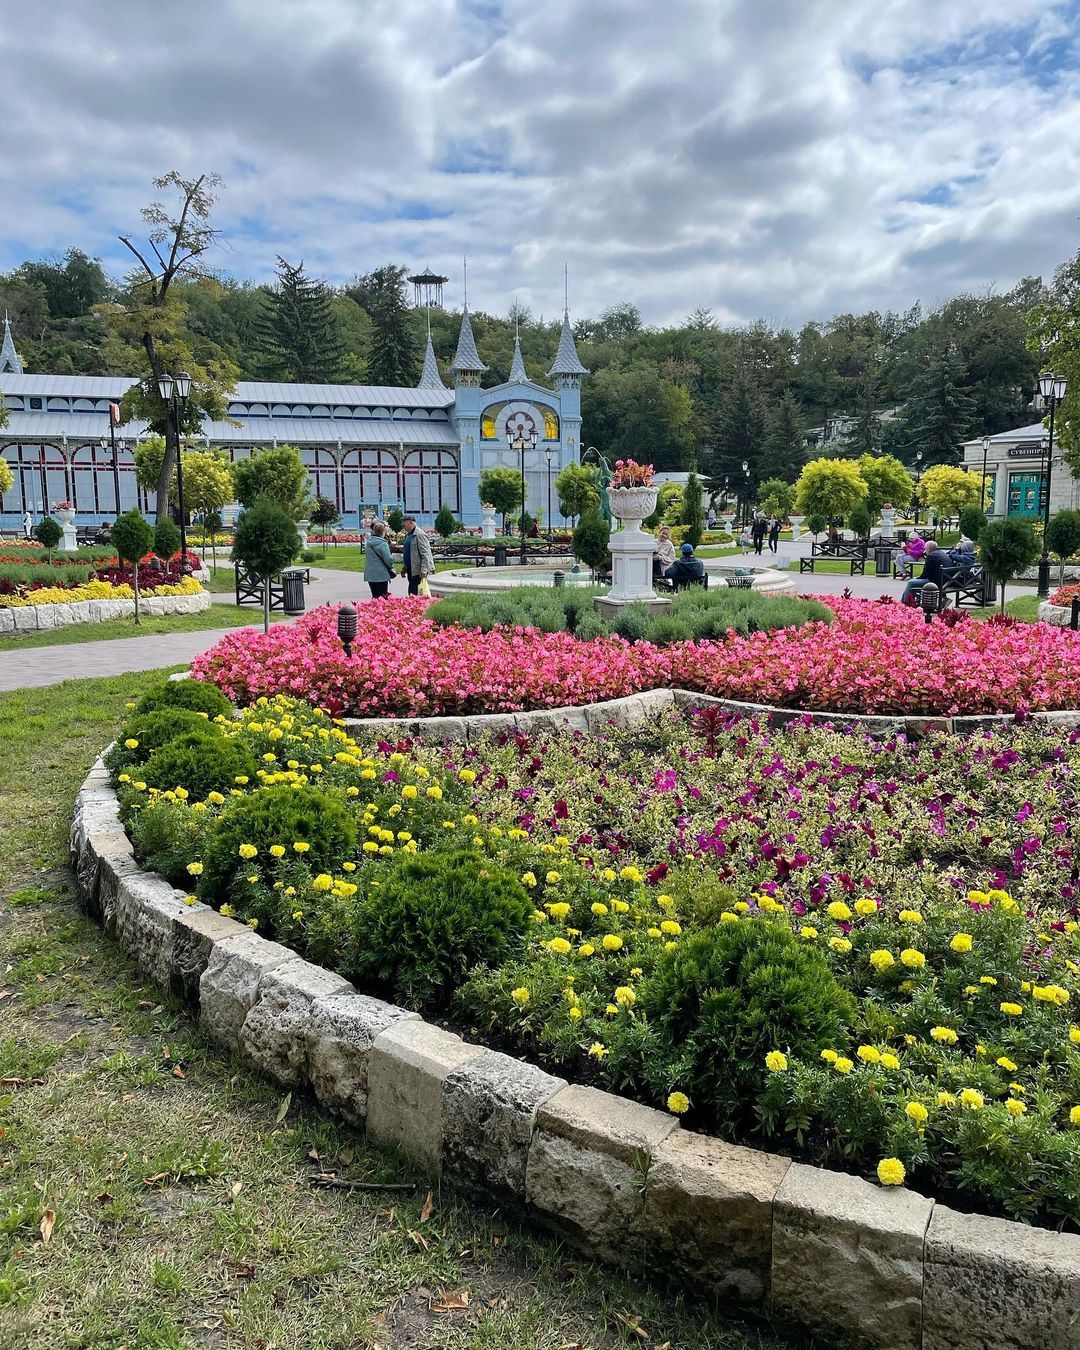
[800,539,868,576]
[235,565,309,611]
[655,573,709,593]
[938,563,996,609]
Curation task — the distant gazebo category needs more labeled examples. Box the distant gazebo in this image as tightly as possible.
[408,266,449,308]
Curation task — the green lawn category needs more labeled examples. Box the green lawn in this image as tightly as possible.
[0,604,285,652]
[0,672,791,1350]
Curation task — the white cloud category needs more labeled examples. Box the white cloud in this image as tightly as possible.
[0,0,1078,326]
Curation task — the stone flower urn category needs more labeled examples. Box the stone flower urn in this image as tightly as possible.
[608,485,659,529]
[789,514,805,540]
[721,511,736,534]
[879,506,896,540]
[596,483,666,618]
[480,503,498,540]
[296,518,311,547]
[53,506,77,552]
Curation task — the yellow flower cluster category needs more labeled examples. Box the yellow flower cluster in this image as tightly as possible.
[2,576,202,607]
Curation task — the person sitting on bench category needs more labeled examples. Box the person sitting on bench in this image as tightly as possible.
[901,540,947,605]
[665,542,705,586]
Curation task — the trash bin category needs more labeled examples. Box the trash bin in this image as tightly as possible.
[494,544,507,567]
[553,570,565,587]
[282,569,306,616]
[875,546,892,577]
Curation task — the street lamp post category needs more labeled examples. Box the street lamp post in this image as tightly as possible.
[1037,371,1068,598]
[156,371,192,569]
[545,446,556,541]
[913,451,924,528]
[741,460,750,527]
[980,435,991,514]
[507,427,538,563]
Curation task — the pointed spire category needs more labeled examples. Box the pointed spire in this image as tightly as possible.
[547,310,587,377]
[509,331,529,383]
[449,309,488,375]
[418,329,445,389]
[0,311,23,375]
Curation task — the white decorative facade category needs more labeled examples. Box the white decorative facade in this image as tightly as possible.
[0,311,587,529]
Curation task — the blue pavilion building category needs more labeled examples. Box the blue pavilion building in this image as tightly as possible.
[0,309,587,530]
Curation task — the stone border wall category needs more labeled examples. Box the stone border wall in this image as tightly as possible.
[72,759,1080,1350]
[0,588,210,634]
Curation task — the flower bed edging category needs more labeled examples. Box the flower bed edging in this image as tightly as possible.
[1039,600,1077,629]
[0,589,210,633]
[70,761,1080,1350]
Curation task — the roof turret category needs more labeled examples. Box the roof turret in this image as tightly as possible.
[509,333,529,383]
[449,309,488,374]
[547,310,587,377]
[418,331,445,389]
[0,312,24,375]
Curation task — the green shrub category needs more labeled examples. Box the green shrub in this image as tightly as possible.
[33,516,63,553]
[344,850,533,1012]
[572,512,611,573]
[609,603,652,642]
[642,614,693,644]
[136,679,234,720]
[198,784,356,905]
[958,505,987,542]
[104,708,209,776]
[572,609,607,641]
[128,798,211,887]
[142,730,257,802]
[153,519,181,559]
[638,918,856,1134]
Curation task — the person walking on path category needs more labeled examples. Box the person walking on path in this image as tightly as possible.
[751,511,767,555]
[767,516,780,553]
[363,519,396,599]
[401,516,435,596]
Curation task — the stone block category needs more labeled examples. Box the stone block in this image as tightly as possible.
[366,1020,485,1176]
[525,1084,679,1266]
[96,851,142,933]
[442,1050,566,1200]
[198,930,297,1052]
[11,605,39,631]
[0,607,13,634]
[643,1130,789,1307]
[304,994,418,1124]
[615,688,675,726]
[923,1204,1080,1350]
[771,1162,933,1350]
[461,712,518,742]
[170,906,248,1007]
[34,604,57,630]
[414,716,467,743]
[239,959,355,1088]
[74,827,133,919]
[114,872,187,989]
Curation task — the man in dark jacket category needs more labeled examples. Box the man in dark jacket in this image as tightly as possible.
[902,541,947,605]
[664,542,706,586]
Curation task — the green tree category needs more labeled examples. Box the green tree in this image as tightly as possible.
[358,264,416,386]
[555,462,600,524]
[680,469,704,548]
[847,502,872,538]
[794,458,869,519]
[256,256,345,382]
[978,519,1040,614]
[153,519,181,560]
[758,478,796,518]
[917,464,982,519]
[760,389,805,482]
[572,511,610,576]
[233,445,312,520]
[386,506,404,534]
[958,505,987,541]
[108,172,238,522]
[904,344,975,465]
[710,367,768,490]
[16,248,110,319]
[478,467,523,532]
[311,495,342,530]
[232,498,299,632]
[434,503,457,538]
[844,367,882,456]
[1028,248,1080,478]
[110,510,155,624]
[181,449,235,568]
[582,365,694,472]
[0,453,11,494]
[857,453,912,517]
[33,515,62,559]
[1045,509,1080,582]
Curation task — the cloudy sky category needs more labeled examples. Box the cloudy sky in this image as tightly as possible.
[2,0,1079,327]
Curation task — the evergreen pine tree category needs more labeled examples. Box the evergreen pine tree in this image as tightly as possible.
[905,344,976,465]
[845,367,882,457]
[760,390,807,482]
[706,367,768,498]
[257,257,345,382]
[361,265,417,386]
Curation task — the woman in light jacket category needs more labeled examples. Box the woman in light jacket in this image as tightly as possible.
[652,525,677,578]
[363,520,395,600]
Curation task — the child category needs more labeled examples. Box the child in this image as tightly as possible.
[740,525,753,555]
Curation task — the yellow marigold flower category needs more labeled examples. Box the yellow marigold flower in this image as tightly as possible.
[825,901,852,922]
[900,948,926,969]
[548,937,572,956]
[930,1026,958,1045]
[880,1053,901,1071]
[1070,1106,1080,1126]
[124,738,139,749]
[720,911,740,924]
[1000,1002,1023,1017]
[800,926,818,940]
[833,1056,854,1074]
[979,975,998,986]
[821,1049,838,1063]
[568,1006,583,1020]
[312,874,333,892]
[898,909,923,924]
[206,790,224,806]
[238,843,258,860]
[619,866,643,883]
[458,768,476,784]
[855,898,878,916]
[578,943,595,957]
[219,903,234,917]
[588,1042,608,1060]
[183,894,197,907]
[950,933,973,953]
[857,1045,880,1064]
[996,1056,1018,1072]
[829,936,853,953]
[937,1091,957,1108]
[591,902,609,916]
[660,920,681,936]
[1034,984,1070,1006]
[647,926,662,938]
[546,870,562,884]
[602,934,623,951]
[967,891,991,907]
[870,949,895,972]
[612,899,630,914]
[521,871,537,888]
[511,987,530,1006]
[124,701,137,710]
[293,841,310,853]
[877,1158,905,1187]
[905,1101,928,1124]
[733,900,750,914]
[988,889,1015,909]
[396,784,417,801]
[960,1088,985,1110]
[363,841,379,853]
[1070,1028,1080,1045]
[615,986,636,1008]
[426,785,443,800]
[186,861,203,876]
[667,1091,690,1114]
[547,902,571,920]
[765,1051,788,1072]
[1005,1099,1027,1117]
[235,775,250,785]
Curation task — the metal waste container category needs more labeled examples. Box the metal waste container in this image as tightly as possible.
[494,544,507,567]
[875,546,892,577]
[282,569,306,616]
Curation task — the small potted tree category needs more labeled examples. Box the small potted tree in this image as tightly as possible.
[232,498,300,633]
[978,519,1040,615]
[33,516,63,562]
[111,509,155,625]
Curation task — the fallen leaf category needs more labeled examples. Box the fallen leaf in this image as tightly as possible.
[420,1190,435,1223]
[142,1172,168,1186]
[339,1145,354,1165]
[613,1311,648,1340]
[406,1228,429,1251]
[229,1261,256,1281]
[137,1000,152,1009]
[432,1290,470,1314]
[39,1210,55,1244]
[275,1092,292,1124]
[94,1192,113,1206]
[307,1148,321,1162]
[229,1181,243,1201]
[171,1065,186,1079]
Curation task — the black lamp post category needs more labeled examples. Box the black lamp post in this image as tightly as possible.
[156,370,192,568]
[1037,370,1068,600]
[507,426,538,563]
[741,460,750,528]
[980,435,991,513]
[912,451,924,527]
[545,446,556,541]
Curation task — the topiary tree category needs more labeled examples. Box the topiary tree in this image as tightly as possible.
[232,445,313,520]
[958,505,987,542]
[555,462,600,525]
[182,449,235,567]
[153,518,181,561]
[434,502,457,539]
[386,506,404,534]
[645,480,683,529]
[1045,509,1080,583]
[33,515,63,561]
[231,498,299,632]
[758,478,796,520]
[847,502,873,539]
[805,512,826,540]
[978,518,1041,614]
[917,464,982,522]
[572,511,611,577]
[110,509,155,624]
[794,458,869,521]
[680,469,704,548]
[478,466,523,532]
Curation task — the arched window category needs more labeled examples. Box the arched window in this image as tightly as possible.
[481,415,497,439]
[340,448,400,515]
[542,408,559,441]
[402,449,459,514]
[300,447,341,509]
[71,442,119,516]
[1,444,48,516]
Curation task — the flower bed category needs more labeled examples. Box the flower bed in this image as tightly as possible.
[192,594,1080,719]
[109,680,1080,1226]
[0,549,202,605]
[1052,582,1080,608]
[1,576,204,608]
